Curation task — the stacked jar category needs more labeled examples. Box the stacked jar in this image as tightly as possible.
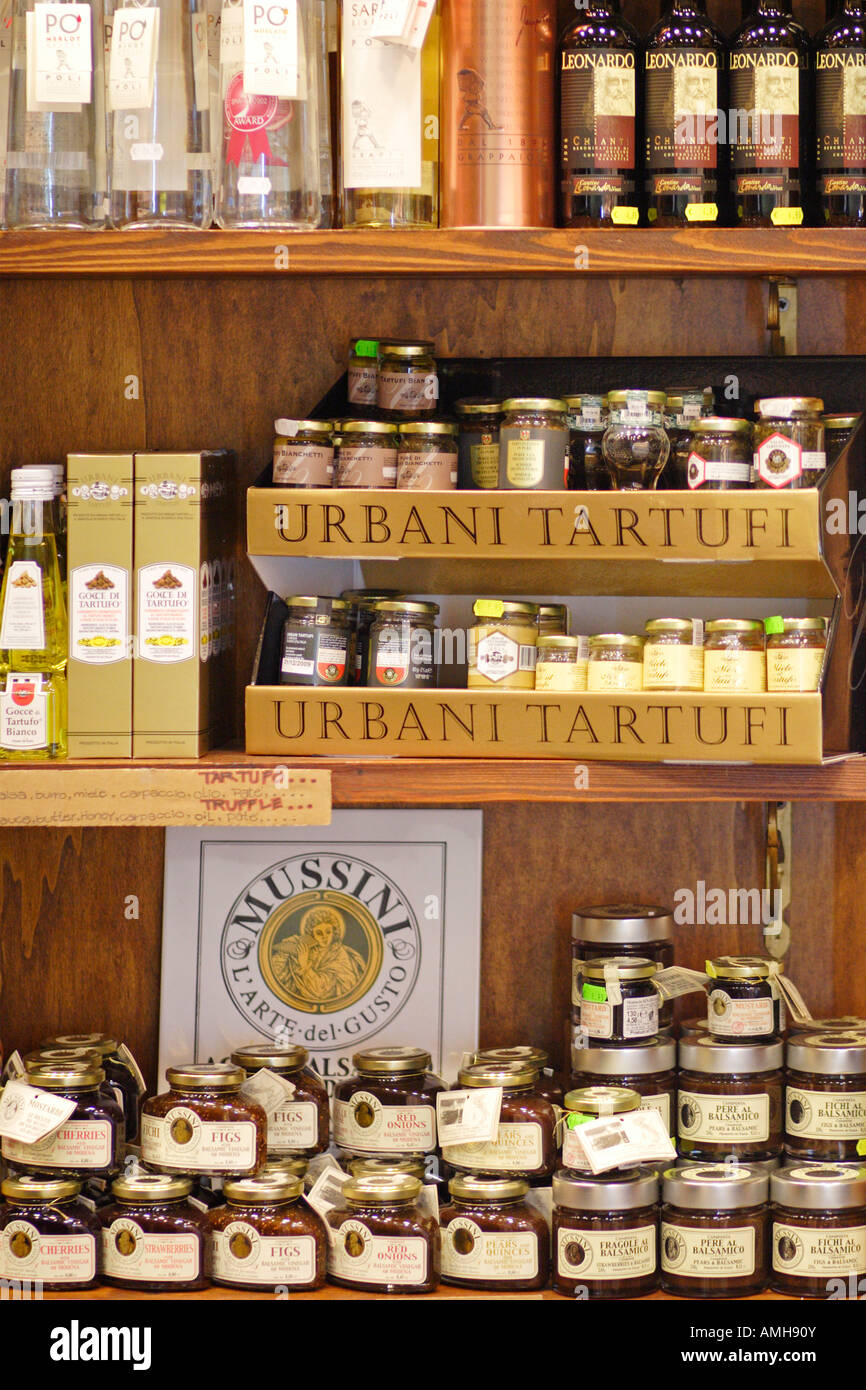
[571,905,675,1044]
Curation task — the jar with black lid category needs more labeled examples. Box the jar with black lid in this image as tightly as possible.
[442,1062,558,1180]
[334,420,399,488]
[571,1039,677,1137]
[1,1065,123,1180]
[455,399,502,490]
[279,596,351,688]
[99,1174,208,1291]
[472,1046,564,1106]
[333,1047,445,1157]
[439,1174,550,1292]
[564,394,608,491]
[561,1086,642,1173]
[230,1043,329,1158]
[396,421,458,491]
[706,956,783,1041]
[377,342,437,419]
[766,616,827,693]
[368,600,439,689]
[209,1174,328,1291]
[272,420,334,488]
[786,1032,866,1162]
[141,1064,268,1177]
[42,1030,144,1145]
[572,904,674,1031]
[753,398,826,490]
[0,1175,100,1290]
[686,417,753,491]
[499,398,569,490]
[660,1164,769,1298]
[677,1036,784,1162]
[341,588,403,686]
[552,1167,659,1299]
[579,956,660,1043]
[771,1164,866,1296]
[326,1173,439,1294]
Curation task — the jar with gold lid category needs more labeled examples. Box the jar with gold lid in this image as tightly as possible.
[455,399,502,490]
[99,1174,208,1291]
[325,1173,439,1294]
[348,338,379,408]
[42,1030,144,1145]
[587,634,644,692]
[561,1086,642,1173]
[703,620,766,693]
[643,618,704,692]
[368,600,440,689]
[209,1174,328,1291]
[334,420,399,488]
[499,398,569,490]
[706,956,783,1042]
[272,420,334,488]
[141,1064,268,1178]
[602,390,670,490]
[553,1167,659,1299]
[1,1065,123,1180]
[786,1032,866,1163]
[660,1164,769,1298]
[686,416,753,491]
[580,957,660,1044]
[471,1046,563,1106]
[377,342,438,419]
[439,1174,550,1292]
[468,600,539,690]
[0,1175,100,1290]
[230,1043,329,1158]
[753,398,826,489]
[677,1036,784,1162]
[25,1047,130,1134]
[571,1040,677,1138]
[765,617,827,693]
[823,414,860,467]
[535,635,589,692]
[333,1047,445,1157]
[345,1155,429,1182]
[260,1156,309,1181]
[396,421,458,491]
[770,1164,866,1296]
[536,603,570,636]
[279,596,351,688]
[442,1062,558,1179]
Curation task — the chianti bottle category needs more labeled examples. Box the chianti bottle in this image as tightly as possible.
[815,0,866,225]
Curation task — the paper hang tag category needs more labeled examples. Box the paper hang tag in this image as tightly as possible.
[416,1181,439,1225]
[571,1108,676,1175]
[275,418,300,437]
[3,1051,26,1081]
[243,0,298,99]
[305,1164,350,1246]
[603,961,622,1007]
[32,3,92,105]
[303,1150,342,1192]
[371,0,415,42]
[239,1066,296,1116]
[116,1042,147,1096]
[653,966,711,1002]
[25,11,81,112]
[405,0,435,49]
[774,974,813,1025]
[0,1078,77,1144]
[108,6,160,113]
[437,1086,502,1147]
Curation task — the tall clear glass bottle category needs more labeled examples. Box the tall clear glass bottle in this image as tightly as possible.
[815,0,866,225]
[5,0,107,228]
[107,0,212,228]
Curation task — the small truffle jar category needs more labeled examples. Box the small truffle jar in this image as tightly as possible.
[660,1165,769,1298]
[42,1031,144,1145]
[326,1173,439,1294]
[472,1046,564,1106]
[333,1047,446,1157]
[439,1174,550,1292]
[703,621,767,694]
[706,956,783,1042]
[785,1032,866,1163]
[677,1037,784,1162]
[1,1065,123,1180]
[231,1043,330,1158]
[561,1086,642,1173]
[579,956,660,1043]
[552,1167,660,1299]
[587,634,644,692]
[209,1174,328,1291]
[571,1039,677,1137]
[766,617,827,693]
[770,1164,866,1297]
[141,1064,268,1178]
[572,905,674,1031]
[99,1174,208,1292]
[0,1175,100,1291]
[443,1062,558,1179]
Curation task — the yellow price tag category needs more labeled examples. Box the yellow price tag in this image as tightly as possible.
[685,203,718,223]
[611,206,639,226]
[474,600,505,619]
[704,959,717,978]
[771,206,804,226]
[858,1138,866,1156]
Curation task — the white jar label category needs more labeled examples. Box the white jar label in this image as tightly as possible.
[767,647,824,692]
[561,1124,592,1171]
[661,1222,756,1277]
[443,1122,544,1173]
[587,658,643,692]
[622,995,659,1039]
[643,642,704,691]
[70,564,129,665]
[3,1119,113,1170]
[329,1219,427,1285]
[0,561,46,649]
[535,659,588,693]
[678,1090,770,1142]
[140,1110,258,1170]
[475,630,520,682]
[557,1224,656,1281]
[708,991,775,1037]
[773,1222,866,1277]
[754,434,802,488]
[348,362,378,406]
[640,1091,672,1133]
[268,1101,320,1153]
[441,1220,538,1281]
[580,998,613,1040]
[786,1087,866,1140]
[212,1225,318,1286]
[0,675,50,751]
[0,1221,96,1283]
[137,562,196,664]
[703,649,766,693]
[333,1096,436,1153]
[102,1220,200,1282]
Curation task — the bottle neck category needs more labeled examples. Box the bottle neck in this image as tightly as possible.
[583,0,618,16]
[667,0,708,16]
[752,0,794,15]
[839,0,866,16]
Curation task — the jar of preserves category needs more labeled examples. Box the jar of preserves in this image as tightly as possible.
[787,1016,866,1035]
[535,635,589,692]
[42,1031,144,1146]
[579,956,660,1043]
[334,420,399,488]
[561,1086,642,1173]
[471,1046,564,1106]
[345,1156,429,1182]
[706,956,783,1041]
[753,398,826,490]
[765,617,827,693]
[0,1175,100,1291]
[565,394,608,491]
[333,1047,445,1157]
[785,1032,866,1163]
[602,390,670,490]
[260,1156,310,1182]
[703,620,766,694]
[587,634,644,692]
[499,398,569,491]
[26,1048,130,1136]
[272,420,334,488]
[1,1065,123,1180]
[230,1044,329,1158]
[572,904,675,1031]
[99,1174,208,1292]
[209,1174,328,1291]
[439,1174,550,1292]
[677,1037,784,1162]
[368,600,439,689]
[279,596,351,688]
[468,600,539,690]
[552,1167,659,1299]
[141,1064,268,1178]
[686,417,753,491]
[347,338,379,408]
[341,588,403,687]
[660,1164,769,1298]
[455,399,502,490]
[325,1173,439,1294]
[571,1039,677,1137]
[643,618,704,692]
[396,422,458,491]
[664,389,710,488]
[377,342,438,419]
[443,1062,558,1179]
[770,1163,866,1296]
[823,414,860,468]
[537,603,570,637]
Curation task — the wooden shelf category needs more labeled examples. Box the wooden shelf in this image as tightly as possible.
[2,227,866,279]
[43,1282,794,1301]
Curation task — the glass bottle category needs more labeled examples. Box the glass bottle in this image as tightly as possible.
[815,0,866,225]
[107,0,211,228]
[214,0,324,228]
[730,0,812,226]
[5,0,107,228]
[560,0,640,227]
[644,0,726,227]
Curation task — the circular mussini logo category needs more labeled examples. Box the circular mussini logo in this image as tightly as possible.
[165,1107,203,1155]
[225,1222,261,1267]
[560,1234,593,1273]
[338,1219,374,1271]
[662,1227,687,1271]
[786,1090,813,1133]
[109,1219,147,1268]
[446,1218,484,1268]
[774,1226,803,1268]
[709,989,733,1024]
[678,1095,702,1135]
[5,1221,38,1270]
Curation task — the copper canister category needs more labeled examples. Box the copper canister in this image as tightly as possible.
[441,0,556,228]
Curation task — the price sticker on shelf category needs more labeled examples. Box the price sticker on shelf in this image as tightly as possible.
[32,3,92,105]
[243,0,298,99]
[108,5,160,111]
[771,206,804,227]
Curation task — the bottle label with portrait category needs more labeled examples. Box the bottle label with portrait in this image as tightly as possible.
[562,49,636,188]
[731,50,802,177]
[817,49,866,181]
[645,49,719,171]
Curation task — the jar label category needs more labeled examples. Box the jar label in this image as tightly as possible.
[561,50,636,171]
[767,647,824,693]
[140,1111,259,1170]
[334,446,397,488]
[786,1087,866,1139]
[272,442,334,487]
[396,451,457,490]
[579,994,658,1041]
[557,1223,656,1281]
[643,642,704,692]
[730,51,801,175]
[102,1220,200,1282]
[708,991,774,1037]
[444,1122,544,1173]
[441,1219,539,1281]
[372,623,412,688]
[644,50,718,172]
[661,1222,756,1277]
[377,372,436,414]
[586,658,643,692]
[281,629,348,685]
[2,1119,114,1170]
[817,51,866,170]
[329,1219,428,1285]
[138,562,196,665]
[505,438,545,487]
[677,1089,771,1142]
[561,1124,593,1171]
[268,1101,320,1151]
[0,675,50,752]
[703,650,766,694]
[473,630,537,685]
[535,659,588,693]
[470,442,500,489]
[580,997,615,1040]
[0,561,46,650]
[0,1221,96,1283]
[348,362,378,406]
[641,1091,672,1134]
[212,1225,318,1285]
[70,564,129,666]
[687,452,753,488]
[753,433,803,489]
[772,1222,866,1277]
[333,1096,437,1153]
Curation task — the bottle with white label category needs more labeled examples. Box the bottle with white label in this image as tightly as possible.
[106,0,212,227]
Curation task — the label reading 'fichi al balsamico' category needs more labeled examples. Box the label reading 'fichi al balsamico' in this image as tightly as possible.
[773,1223,866,1276]
[786,1088,866,1139]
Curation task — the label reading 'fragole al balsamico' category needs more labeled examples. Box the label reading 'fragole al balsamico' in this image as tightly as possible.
[443,1123,544,1172]
[140,1111,258,1170]
[330,1221,428,1285]
[333,1096,436,1153]
[1,1222,96,1283]
[212,1226,319,1286]
[786,1088,866,1139]
[678,1091,770,1142]
[441,1221,539,1282]
[661,1223,756,1277]
[2,1120,113,1170]
[102,1222,200,1282]
[557,1224,656,1281]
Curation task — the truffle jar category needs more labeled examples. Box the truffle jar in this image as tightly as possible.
[439,1175,550,1292]
[660,1165,769,1298]
[99,1175,208,1292]
[770,1164,866,1297]
[677,1037,784,1162]
[333,1047,446,1157]
[1,1065,123,1180]
[41,1031,144,1145]
[571,1039,677,1137]
[442,1062,558,1179]
[472,1046,564,1106]
[572,905,674,1031]
[579,956,660,1043]
[141,1064,268,1177]
[706,956,783,1041]
[552,1167,660,1299]
[231,1043,329,1158]
[561,1086,642,1173]
[326,1173,439,1294]
[0,1176,100,1291]
[209,1175,328,1291]
[786,1032,866,1163]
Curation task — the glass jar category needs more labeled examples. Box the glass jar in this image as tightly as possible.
[341,588,403,687]
[0,1176,100,1291]
[787,1016,866,1035]
[536,604,570,637]
[677,1037,785,1162]
[367,600,440,690]
[766,617,827,693]
[1,1065,123,1180]
[664,389,710,488]
[565,395,608,491]
[26,1047,134,1143]
[535,635,589,692]
[230,1043,329,1158]
[753,398,826,490]
[770,1163,866,1297]
[561,1086,642,1173]
[377,343,438,419]
[345,1156,429,1183]
[823,414,860,468]
[209,1174,328,1291]
[552,1167,659,1299]
[468,600,539,690]
[571,1040,677,1138]
[499,399,570,491]
[455,399,502,490]
[602,391,670,490]
[272,420,334,488]
[686,417,754,491]
[99,1174,208,1292]
[42,1030,144,1145]
[703,620,766,694]
[643,618,704,692]
[396,422,458,491]
[471,1046,564,1106]
[334,421,399,488]
[141,1063,268,1177]
[279,596,351,688]
[579,956,659,1043]
[706,956,783,1042]
[572,904,675,1031]
[785,1032,866,1163]
[325,1173,439,1294]
[587,634,644,692]
[348,339,379,408]
[439,1175,550,1292]
[660,1164,769,1298]
[333,1047,445,1157]
[443,1062,558,1179]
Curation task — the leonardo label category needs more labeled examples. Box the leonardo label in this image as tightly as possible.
[645,49,718,171]
[562,50,635,177]
[817,51,866,171]
[731,51,802,174]
[557,1224,656,1280]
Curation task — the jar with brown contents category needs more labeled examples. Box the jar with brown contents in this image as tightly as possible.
[442,1062,558,1179]
[786,1032,866,1162]
[42,1030,145,1145]
[572,904,675,1032]
[677,1036,784,1162]
[272,420,334,488]
[231,1043,329,1158]
[377,342,438,420]
[1,1065,123,1180]
[660,1164,769,1298]
[579,956,660,1043]
[141,1064,268,1177]
[571,1039,677,1138]
[99,1174,208,1292]
[753,398,826,490]
[765,617,827,693]
[455,399,502,491]
[334,420,399,488]
[326,1173,439,1294]
[685,417,753,491]
[770,1164,866,1297]
[472,1046,564,1106]
[209,1174,328,1291]
[706,955,783,1041]
[552,1167,659,1299]
[561,1086,642,1173]
[333,1047,445,1157]
[0,1175,100,1291]
[703,621,767,694]
[439,1174,550,1292]
[396,422,458,491]
[345,1156,429,1182]
[499,398,570,491]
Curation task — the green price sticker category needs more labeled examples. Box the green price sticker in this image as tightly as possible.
[354,339,379,358]
[582,983,607,1003]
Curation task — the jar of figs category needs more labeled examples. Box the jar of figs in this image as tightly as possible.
[279,596,351,688]
[0,1175,100,1291]
[560,1086,642,1172]
[377,342,438,419]
[333,1047,445,1157]
[209,1174,328,1291]
[468,600,539,690]
[141,1064,268,1178]
[706,956,783,1042]
[396,422,458,490]
[471,1046,564,1106]
[643,618,704,692]
[572,904,675,1031]
[602,390,670,490]
[367,600,439,689]
[439,1175,550,1292]
[99,1174,208,1292]
[587,634,644,692]
[272,420,335,488]
[535,635,589,692]
[753,398,826,490]
[499,398,569,490]
[677,1037,784,1162]
[334,420,399,488]
[785,1032,866,1163]
[326,1173,439,1294]
[1,1065,123,1180]
[703,620,766,694]
[455,399,502,490]
[686,417,753,491]
[230,1043,330,1158]
[552,1167,659,1299]
[661,1165,769,1297]
[348,338,379,408]
[765,617,827,693]
[571,1039,677,1138]
[341,588,403,686]
[565,394,608,491]
[579,957,660,1043]
[770,1164,866,1296]
[442,1061,558,1179]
